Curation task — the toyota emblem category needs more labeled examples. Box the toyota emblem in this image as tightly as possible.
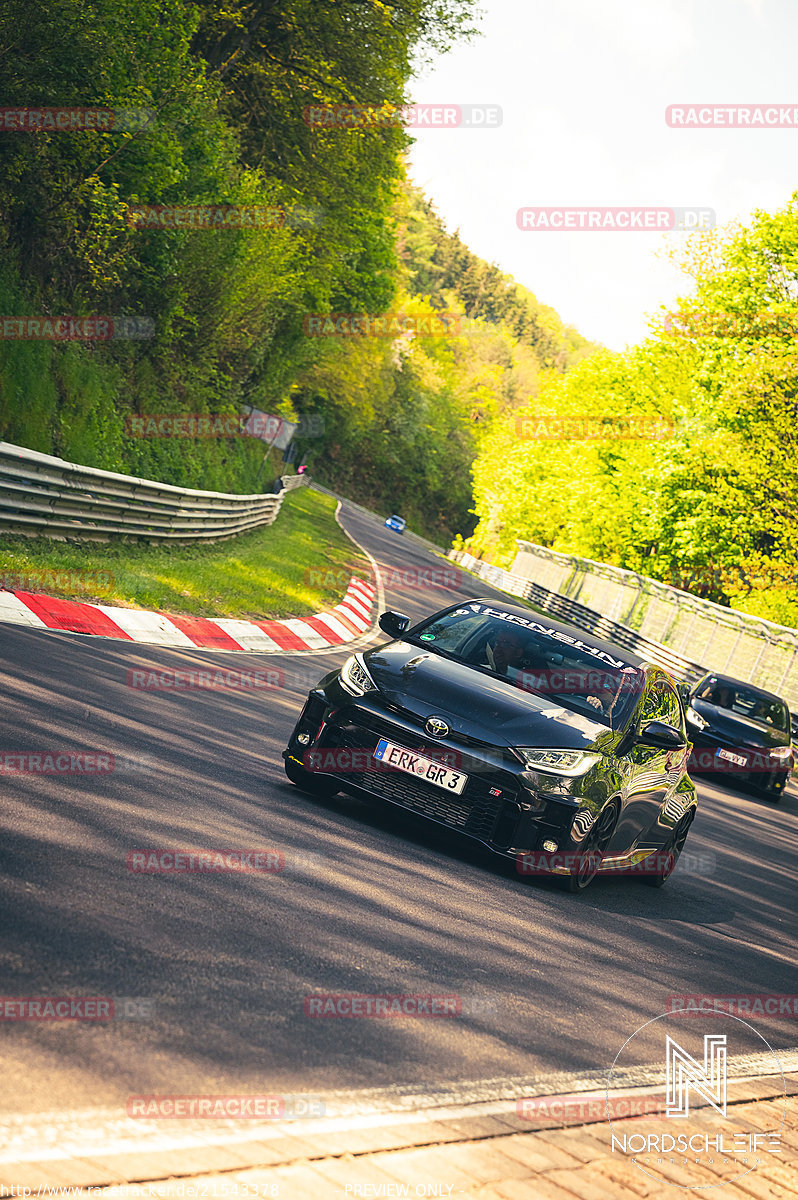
[425,716,449,738]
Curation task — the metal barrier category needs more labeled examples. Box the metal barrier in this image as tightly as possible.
[510,540,798,708]
[450,549,798,707]
[0,441,305,543]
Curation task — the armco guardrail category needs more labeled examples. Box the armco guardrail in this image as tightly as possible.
[449,551,705,686]
[0,442,305,543]
[512,540,798,709]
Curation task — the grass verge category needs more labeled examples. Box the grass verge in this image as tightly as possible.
[0,488,370,619]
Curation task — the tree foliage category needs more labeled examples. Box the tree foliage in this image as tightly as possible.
[0,0,593,539]
[467,198,798,625]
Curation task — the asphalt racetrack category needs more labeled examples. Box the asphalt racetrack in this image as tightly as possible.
[1,502,796,1134]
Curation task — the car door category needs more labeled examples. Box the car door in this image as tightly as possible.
[606,677,685,856]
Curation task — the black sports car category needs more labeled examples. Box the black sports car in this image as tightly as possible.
[684,672,793,799]
[283,598,698,892]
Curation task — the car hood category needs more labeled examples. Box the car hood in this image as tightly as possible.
[362,642,605,750]
[691,698,790,749]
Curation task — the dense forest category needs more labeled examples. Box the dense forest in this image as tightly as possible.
[0,0,589,543]
[2,0,795,624]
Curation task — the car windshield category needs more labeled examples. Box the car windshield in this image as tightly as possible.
[409,602,644,727]
[696,679,789,731]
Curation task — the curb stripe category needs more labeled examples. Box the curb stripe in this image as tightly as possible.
[94,606,195,647]
[302,614,350,645]
[335,603,370,632]
[282,618,331,650]
[211,619,283,653]
[256,622,310,651]
[0,576,377,654]
[344,593,373,619]
[159,613,244,652]
[0,592,48,627]
[13,592,134,639]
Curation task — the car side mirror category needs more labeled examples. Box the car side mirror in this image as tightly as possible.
[379,610,411,639]
[636,720,686,750]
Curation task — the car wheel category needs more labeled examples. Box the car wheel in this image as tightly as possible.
[284,756,340,797]
[560,803,618,893]
[642,813,693,888]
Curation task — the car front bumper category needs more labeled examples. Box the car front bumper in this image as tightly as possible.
[688,733,791,793]
[284,692,585,861]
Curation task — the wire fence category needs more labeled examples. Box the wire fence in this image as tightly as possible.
[450,541,798,709]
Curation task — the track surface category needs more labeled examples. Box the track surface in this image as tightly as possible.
[1,503,796,1126]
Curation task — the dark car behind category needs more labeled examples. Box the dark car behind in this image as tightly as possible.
[684,672,793,798]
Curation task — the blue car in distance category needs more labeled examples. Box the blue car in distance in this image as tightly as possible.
[385,514,406,534]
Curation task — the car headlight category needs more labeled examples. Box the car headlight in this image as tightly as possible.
[686,706,709,730]
[516,748,601,777]
[768,745,792,761]
[339,654,377,697]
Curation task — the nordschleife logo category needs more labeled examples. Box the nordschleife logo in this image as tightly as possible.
[666,1034,727,1118]
[607,1013,785,1189]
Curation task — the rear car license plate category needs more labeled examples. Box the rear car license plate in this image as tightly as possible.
[717,748,747,767]
[373,738,468,794]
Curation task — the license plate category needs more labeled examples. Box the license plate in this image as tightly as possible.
[373,738,468,795]
[717,748,747,767]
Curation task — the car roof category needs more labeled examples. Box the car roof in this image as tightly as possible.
[695,672,789,705]
[449,597,649,670]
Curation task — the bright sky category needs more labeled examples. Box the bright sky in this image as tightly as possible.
[407,0,798,351]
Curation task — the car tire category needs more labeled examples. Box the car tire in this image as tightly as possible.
[284,756,339,797]
[642,813,694,888]
[560,803,618,893]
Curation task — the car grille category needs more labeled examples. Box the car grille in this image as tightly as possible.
[362,708,508,756]
[327,724,510,843]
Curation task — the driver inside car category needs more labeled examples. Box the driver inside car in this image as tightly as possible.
[482,630,526,676]
[479,631,621,718]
